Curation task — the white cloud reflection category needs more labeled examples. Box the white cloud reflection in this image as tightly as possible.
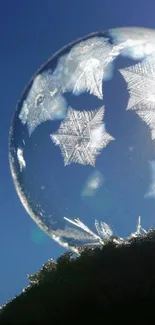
[82,170,104,197]
[110,27,155,60]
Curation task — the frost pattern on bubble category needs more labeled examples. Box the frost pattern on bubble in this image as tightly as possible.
[52,226,99,243]
[120,55,155,140]
[19,72,67,136]
[18,37,121,136]
[64,217,102,243]
[61,216,146,246]
[53,37,121,99]
[95,219,113,239]
[50,106,114,166]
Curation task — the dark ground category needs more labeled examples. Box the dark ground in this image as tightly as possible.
[1,231,155,324]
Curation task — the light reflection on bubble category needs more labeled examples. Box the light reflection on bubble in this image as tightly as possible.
[145,161,155,198]
[17,148,26,172]
[82,171,104,197]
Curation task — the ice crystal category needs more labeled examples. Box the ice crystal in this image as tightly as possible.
[54,37,121,99]
[120,55,155,140]
[50,106,114,166]
[63,215,147,248]
[95,219,113,239]
[19,72,67,135]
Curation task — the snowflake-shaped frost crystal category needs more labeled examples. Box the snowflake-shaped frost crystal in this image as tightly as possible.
[50,106,114,166]
[120,55,155,140]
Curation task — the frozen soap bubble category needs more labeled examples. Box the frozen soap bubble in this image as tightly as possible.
[9,27,155,254]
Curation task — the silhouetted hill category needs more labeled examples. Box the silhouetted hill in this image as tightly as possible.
[1,231,155,324]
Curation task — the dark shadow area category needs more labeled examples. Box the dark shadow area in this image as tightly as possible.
[1,232,155,324]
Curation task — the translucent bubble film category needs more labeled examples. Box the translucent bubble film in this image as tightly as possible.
[9,27,155,253]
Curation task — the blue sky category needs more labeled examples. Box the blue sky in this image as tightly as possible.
[1,0,155,306]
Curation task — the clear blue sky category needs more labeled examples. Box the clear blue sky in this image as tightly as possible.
[1,0,155,306]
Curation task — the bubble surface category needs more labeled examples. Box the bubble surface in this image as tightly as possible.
[9,28,155,253]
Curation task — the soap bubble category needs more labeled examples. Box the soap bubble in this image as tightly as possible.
[9,28,155,253]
